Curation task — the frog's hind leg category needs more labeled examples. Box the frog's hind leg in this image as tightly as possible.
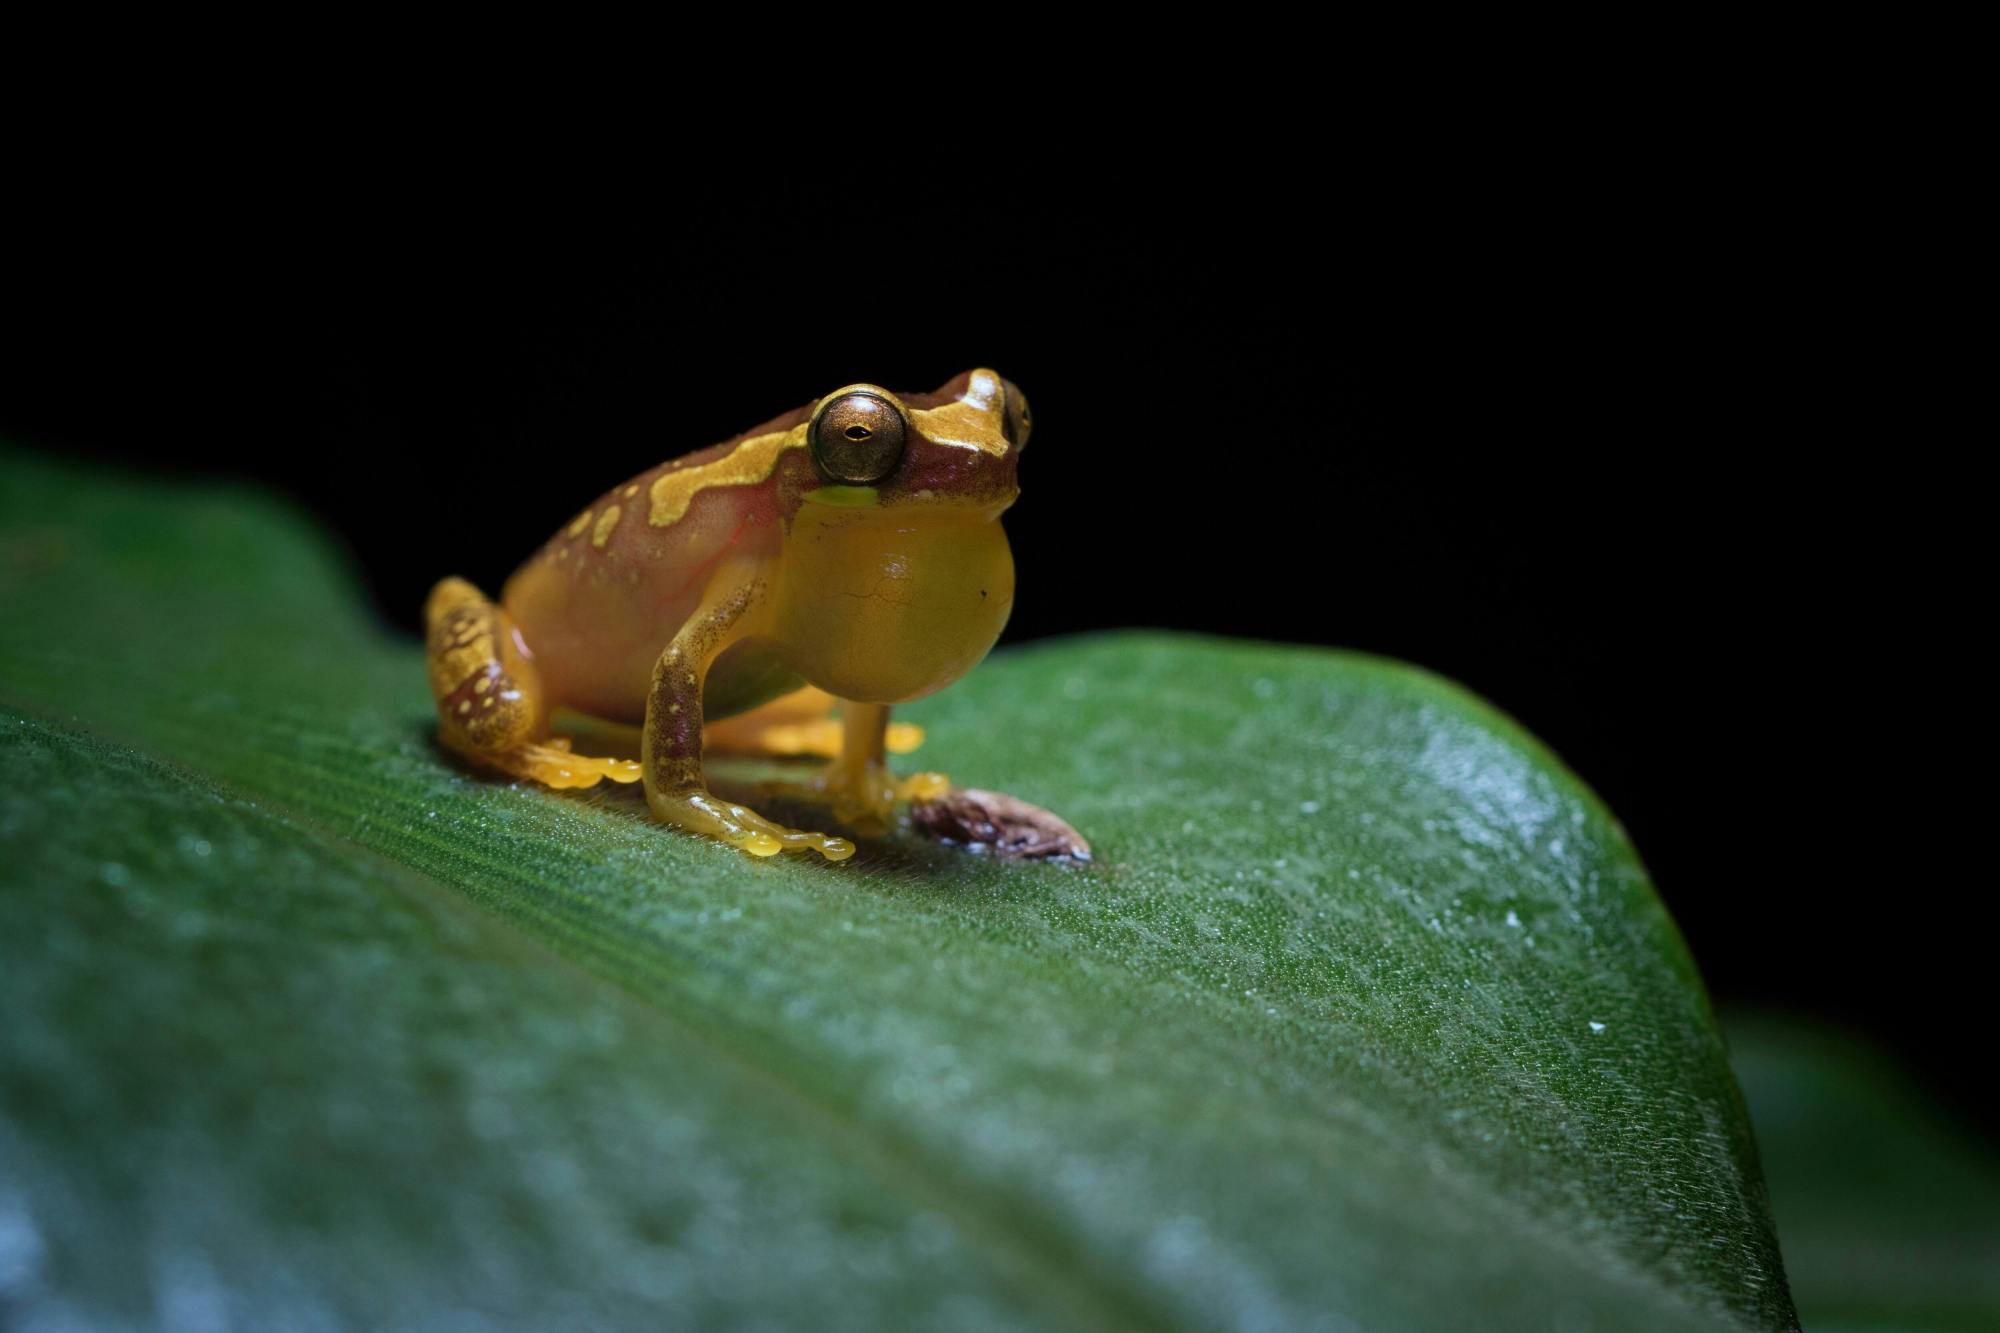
[703,686,926,758]
[424,576,641,790]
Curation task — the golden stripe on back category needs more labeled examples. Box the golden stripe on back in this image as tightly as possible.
[643,371,1009,531]
[648,425,808,528]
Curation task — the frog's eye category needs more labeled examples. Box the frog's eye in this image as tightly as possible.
[1002,386,1033,450]
[810,389,908,484]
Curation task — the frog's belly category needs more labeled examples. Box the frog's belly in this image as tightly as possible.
[501,564,805,727]
[503,565,699,725]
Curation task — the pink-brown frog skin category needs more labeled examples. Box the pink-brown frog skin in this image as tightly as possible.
[423,368,1028,861]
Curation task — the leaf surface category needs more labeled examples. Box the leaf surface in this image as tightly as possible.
[0,448,1796,1330]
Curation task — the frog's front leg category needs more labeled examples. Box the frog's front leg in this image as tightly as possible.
[643,574,855,862]
[758,702,949,837]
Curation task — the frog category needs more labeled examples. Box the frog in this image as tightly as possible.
[424,368,1037,862]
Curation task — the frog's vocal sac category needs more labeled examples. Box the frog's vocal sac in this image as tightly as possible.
[424,368,1030,861]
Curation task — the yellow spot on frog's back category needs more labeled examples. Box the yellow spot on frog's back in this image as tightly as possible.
[592,504,623,548]
[649,426,807,528]
[567,510,593,538]
[623,484,639,498]
[910,367,1010,457]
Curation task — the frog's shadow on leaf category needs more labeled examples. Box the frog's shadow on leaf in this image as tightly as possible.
[422,724,1078,887]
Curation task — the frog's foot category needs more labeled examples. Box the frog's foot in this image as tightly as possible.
[454,736,644,791]
[759,761,950,836]
[646,786,854,861]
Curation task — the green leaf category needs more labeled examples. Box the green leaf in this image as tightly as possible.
[1727,1013,2000,1333]
[0,446,1795,1331]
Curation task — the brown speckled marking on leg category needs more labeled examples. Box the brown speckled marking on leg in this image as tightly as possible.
[426,577,541,753]
[424,576,640,789]
[640,573,853,860]
[642,580,757,795]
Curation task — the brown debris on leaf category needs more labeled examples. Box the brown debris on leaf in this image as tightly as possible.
[910,787,1092,862]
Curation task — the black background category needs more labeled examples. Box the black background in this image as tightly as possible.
[2,194,1968,1124]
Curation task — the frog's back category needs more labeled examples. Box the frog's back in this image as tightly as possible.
[502,410,816,722]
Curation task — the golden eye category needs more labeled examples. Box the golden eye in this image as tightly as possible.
[810,389,907,484]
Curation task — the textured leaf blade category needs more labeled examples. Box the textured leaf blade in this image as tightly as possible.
[0,448,1796,1330]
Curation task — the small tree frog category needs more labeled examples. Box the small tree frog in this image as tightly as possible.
[425,368,1062,862]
